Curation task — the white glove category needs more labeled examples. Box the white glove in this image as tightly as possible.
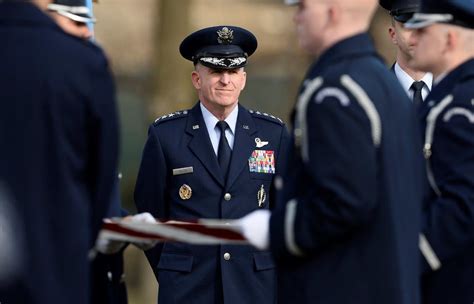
[95,212,159,254]
[238,209,271,250]
[95,231,127,255]
[125,212,159,251]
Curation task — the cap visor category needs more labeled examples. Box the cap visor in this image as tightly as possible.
[405,13,453,29]
[57,11,96,24]
[394,13,414,23]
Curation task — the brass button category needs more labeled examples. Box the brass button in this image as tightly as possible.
[224,193,232,201]
[223,252,231,261]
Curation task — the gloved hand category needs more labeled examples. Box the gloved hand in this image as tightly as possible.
[95,212,158,254]
[123,212,159,251]
[95,230,127,255]
[237,209,271,250]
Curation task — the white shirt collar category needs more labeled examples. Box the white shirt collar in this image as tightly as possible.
[200,103,238,133]
[394,62,433,101]
[200,102,239,153]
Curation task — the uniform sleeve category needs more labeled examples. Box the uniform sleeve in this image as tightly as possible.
[88,55,120,247]
[270,125,292,210]
[134,125,168,279]
[421,98,474,273]
[271,78,378,257]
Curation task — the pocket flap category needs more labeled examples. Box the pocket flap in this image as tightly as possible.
[157,253,193,272]
[253,252,276,271]
[249,172,274,181]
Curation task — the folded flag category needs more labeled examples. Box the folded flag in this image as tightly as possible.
[99,218,248,245]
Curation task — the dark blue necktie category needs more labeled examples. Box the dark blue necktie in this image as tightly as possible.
[216,121,232,180]
[411,81,425,106]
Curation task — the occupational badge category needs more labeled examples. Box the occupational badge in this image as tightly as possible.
[257,184,266,208]
[217,27,233,44]
[179,184,192,200]
[248,150,275,174]
[255,137,269,148]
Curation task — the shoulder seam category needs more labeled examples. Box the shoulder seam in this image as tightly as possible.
[153,110,189,125]
[248,109,284,124]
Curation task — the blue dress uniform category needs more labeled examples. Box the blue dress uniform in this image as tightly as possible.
[135,25,289,304]
[405,2,474,302]
[269,33,423,304]
[91,178,128,304]
[0,2,118,303]
[418,58,474,304]
[135,103,289,304]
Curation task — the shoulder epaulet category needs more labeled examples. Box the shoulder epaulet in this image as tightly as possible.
[248,109,284,125]
[153,110,189,125]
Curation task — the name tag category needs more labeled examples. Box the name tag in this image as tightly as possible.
[173,166,194,176]
[248,150,275,174]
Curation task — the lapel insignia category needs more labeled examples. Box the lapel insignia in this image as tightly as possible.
[255,137,269,148]
[248,150,275,174]
[243,125,249,130]
[179,184,192,200]
[257,184,266,208]
[192,125,200,130]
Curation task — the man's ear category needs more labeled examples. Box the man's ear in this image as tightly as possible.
[388,26,397,45]
[445,28,458,53]
[240,71,247,91]
[328,4,340,25]
[191,70,201,90]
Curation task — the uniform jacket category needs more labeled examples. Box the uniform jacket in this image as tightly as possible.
[269,33,423,304]
[90,181,128,304]
[0,3,118,303]
[135,103,290,304]
[418,59,474,304]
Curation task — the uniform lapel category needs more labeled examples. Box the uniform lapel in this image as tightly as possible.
[226,105,257,188]
[186,104,225,187]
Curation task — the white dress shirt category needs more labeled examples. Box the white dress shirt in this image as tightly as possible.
[394,62,433,102]
[200,102,238,155]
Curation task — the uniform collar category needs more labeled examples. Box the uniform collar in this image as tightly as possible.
[431,58,474,98]
[314,33,379,69]
[0,1,57,29]
[394,62,433,93]
[199,102,238,135]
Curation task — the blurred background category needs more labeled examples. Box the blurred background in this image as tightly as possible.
[92,1,395,302]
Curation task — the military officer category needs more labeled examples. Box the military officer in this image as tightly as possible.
[380,0,433,104]
[46,1,129,303]
[134,26,290,304]
[240,0,423,303]
[405,1,474,303]
[0,0,119,303]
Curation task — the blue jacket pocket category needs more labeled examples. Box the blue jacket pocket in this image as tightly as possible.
[157,253,193,273]
[253,252,276,271]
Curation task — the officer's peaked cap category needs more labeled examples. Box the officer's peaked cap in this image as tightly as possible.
[405,0,474,29]
[48,0,96,24]
[179,26,257,70]
[380,0,421,22]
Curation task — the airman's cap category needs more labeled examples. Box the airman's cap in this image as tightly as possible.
[405,0,474,29]
[48,0,96,24]
[179,26,258,70]
[380,0,421,23]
